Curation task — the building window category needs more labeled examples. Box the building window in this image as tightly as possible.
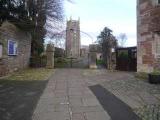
[0,44,2,58]
[158,0,160,4]
[8,40,18,56]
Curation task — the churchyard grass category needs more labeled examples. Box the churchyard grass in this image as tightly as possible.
[5,68,54,81]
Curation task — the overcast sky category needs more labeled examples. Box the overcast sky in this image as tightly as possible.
[64,0,137,46]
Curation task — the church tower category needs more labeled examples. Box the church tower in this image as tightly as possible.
[66,18,80,57]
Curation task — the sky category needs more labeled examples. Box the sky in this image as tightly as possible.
[64,0,137,47]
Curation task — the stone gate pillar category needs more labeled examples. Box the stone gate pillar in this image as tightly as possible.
[46,44,55,69]
[89,44,97,69]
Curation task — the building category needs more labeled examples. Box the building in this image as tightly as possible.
[0,21,31,76]
[66,18,81,57]
[137,0,160,72]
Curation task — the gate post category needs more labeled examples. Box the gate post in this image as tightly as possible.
[89,44,97,69]
[46,44,55,69]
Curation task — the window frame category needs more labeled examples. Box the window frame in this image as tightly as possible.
[8,40,18,56]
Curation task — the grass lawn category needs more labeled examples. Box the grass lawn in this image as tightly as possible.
[5,68,54,81]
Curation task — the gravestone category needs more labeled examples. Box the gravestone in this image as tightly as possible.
[46,44,55,69]
[89,44,97,69]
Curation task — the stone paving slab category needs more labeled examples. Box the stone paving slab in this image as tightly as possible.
[85,111,111,120]
[82,98,100,106]
[71,106,105,113]
[72,113,85,120]
[32,69,111,120]
[32,111,70,120]
[70,97,83,107]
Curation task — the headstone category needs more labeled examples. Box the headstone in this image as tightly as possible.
[89,44,97,69]
[46,44,55,69]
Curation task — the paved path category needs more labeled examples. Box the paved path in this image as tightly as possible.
[90,85,140,120]
[32,69,111,120]
[32,69,160,120]
[83,69,160,119]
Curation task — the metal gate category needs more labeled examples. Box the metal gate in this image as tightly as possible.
[54,55,89,68]
[116,47,137,71]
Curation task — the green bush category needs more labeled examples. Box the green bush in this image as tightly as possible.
[96,59,105,65]
[150,70,160,75]
[54,57,70,68]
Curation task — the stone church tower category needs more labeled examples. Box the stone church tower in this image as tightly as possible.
[137,0,160,72]
[66,18,80,57]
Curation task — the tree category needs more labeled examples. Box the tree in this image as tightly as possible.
[97,27,117,70]
[0,0,65,56]
[28,0,64,56]
[0,0,33,28]
[117,33,127,47]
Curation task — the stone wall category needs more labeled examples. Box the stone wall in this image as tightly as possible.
[46,44,55,69]
[0,21,31,76]
[137,0,160,72]
[89,44,97,69]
